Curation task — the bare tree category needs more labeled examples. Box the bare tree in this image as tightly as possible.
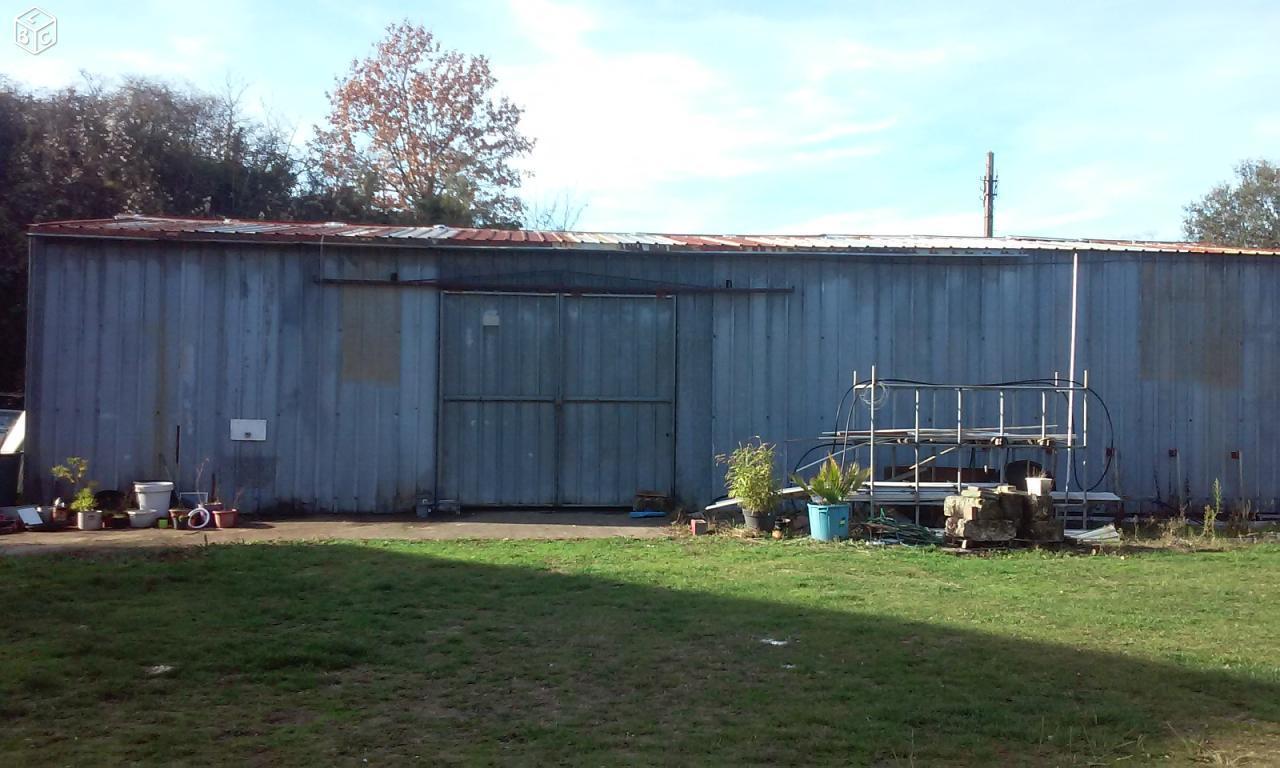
[524,190,588,231]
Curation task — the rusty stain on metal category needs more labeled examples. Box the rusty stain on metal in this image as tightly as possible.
[28,215,1280,256]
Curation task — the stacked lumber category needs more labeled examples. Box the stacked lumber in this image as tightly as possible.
[943,485,1064,547]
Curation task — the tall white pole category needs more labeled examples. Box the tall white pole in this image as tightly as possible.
[1066,251,1079,497]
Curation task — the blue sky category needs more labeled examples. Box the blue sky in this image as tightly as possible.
[2,0,1278,238]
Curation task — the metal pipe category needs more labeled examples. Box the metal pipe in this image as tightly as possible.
[1082,369,1090,527]
[1066,252,1079,503]
[955,387,963,494]
[869,365,877,509]
[914,387,921,523]
[998,389,1005,484]
[318,277,793,295]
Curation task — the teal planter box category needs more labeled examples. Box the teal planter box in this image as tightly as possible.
[808,503,851,541]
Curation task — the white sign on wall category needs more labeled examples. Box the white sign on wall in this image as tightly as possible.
[230,419,267,442]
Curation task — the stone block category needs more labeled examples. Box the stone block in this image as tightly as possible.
[944,495,1008,521]
[1023,519,1064,542]
[1026,495,1055,522]
[945,517,1016,541]
[998,491,1029,521]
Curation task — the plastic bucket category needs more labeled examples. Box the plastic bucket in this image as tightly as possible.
[128,509,163,528]
[808,503,851,541]
[134,481,174,514]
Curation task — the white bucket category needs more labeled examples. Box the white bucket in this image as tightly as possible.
[134,481,174,514]
[128,509,163,528]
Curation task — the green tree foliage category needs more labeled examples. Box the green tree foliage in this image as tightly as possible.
[0,33,539,395]
[0,76,300,394]
[1183,159,1280,248]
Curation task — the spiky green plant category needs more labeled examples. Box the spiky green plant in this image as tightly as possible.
[1203,478,1222,538]
[717,440,780,515]
[791,457,870,505]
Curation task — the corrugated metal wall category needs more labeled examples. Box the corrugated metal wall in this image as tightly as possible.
[25,238,439,513]
[25,237,1280,513]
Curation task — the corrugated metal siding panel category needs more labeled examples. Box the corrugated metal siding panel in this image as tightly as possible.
[559,296,675,505]
[24,240,1280,513]
[438,293,559,505]
[25,240,439,513]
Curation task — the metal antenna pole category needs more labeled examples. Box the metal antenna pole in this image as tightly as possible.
[982,151,997,237]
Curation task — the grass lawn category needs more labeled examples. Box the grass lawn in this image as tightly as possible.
[2,538,1278,766]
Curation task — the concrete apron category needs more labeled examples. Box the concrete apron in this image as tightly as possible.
[0,512,670,556]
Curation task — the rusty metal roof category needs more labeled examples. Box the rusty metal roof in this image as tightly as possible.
[27,214,1280,256]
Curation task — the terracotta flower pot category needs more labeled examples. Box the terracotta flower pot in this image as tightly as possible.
[169,510,188,530]
[213,508,239,529]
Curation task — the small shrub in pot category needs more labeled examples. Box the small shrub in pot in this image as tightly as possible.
[717,439,780,533]
[52,457,101,530]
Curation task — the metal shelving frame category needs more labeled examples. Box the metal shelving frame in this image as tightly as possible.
[806,365,1104,525]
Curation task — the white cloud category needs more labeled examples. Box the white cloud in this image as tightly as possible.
[800,41,954,80]
[787,164,1164,238]
[499,0,904,221]
[0,54,80,90]
[785,208,982,237]
[793,119,898,146]
[1254,116,1280,141]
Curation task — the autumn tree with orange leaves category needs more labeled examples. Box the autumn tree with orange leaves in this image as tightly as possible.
[310,21,534,226]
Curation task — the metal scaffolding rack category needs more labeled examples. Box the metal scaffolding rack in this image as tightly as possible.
[803,365,1118,526]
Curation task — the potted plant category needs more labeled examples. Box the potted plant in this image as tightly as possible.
[51,457,100,530]
[718,440,780,533]
[169,508,189,530]
[50,498,71,526]
[213,489,242,529]
[70,485,101,530]
[792,457,870,541]
[1025,468,1054,497]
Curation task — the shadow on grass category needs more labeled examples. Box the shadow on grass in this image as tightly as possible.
[1,542,1276,766]
[248,511,668,529]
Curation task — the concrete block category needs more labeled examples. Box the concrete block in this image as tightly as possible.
[1023,519,1064,542]
[1026,495,1055,522]
[944,495,1007,521]
[945,517,1016,541]
[998,492,1028,521]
